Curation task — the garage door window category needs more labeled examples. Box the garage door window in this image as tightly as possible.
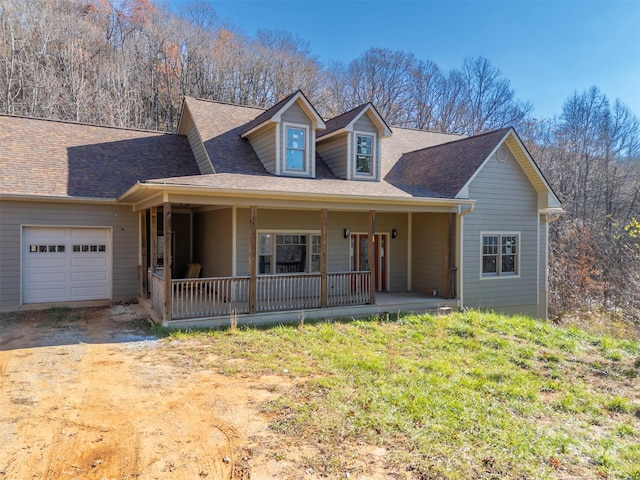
[30,244,66,253]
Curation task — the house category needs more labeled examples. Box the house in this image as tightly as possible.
[0,91,563,327]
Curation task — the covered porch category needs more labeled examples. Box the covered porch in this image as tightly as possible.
[126,187,471,327]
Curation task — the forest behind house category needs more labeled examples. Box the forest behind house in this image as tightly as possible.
[1,0,638,325]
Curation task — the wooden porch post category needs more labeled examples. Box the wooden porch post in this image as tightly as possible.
[249,206,257,314]
[140,210,148,298]
[447,213,456,299]
[150,207,157,273]
[320,209,328,308]
[163,202,172,323]
[368,210,376,305]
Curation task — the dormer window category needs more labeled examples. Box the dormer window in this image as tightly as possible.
[355,134,374,175]
[286,126,306,171]
[283,123,310,175]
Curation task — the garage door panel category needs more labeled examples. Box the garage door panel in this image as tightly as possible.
[70,257,109,268]
[26,257,68,269]
[23,227,112,304]
[27,287,69,302]
[27,272,69,283]
[71,271,108,282]
[71,286,110,298]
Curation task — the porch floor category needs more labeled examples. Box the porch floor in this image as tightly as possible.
[141,292,459,330]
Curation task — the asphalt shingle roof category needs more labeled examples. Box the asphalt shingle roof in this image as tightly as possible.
[385,128,511,198]
[2,97,513,203]
[0,115,199,199]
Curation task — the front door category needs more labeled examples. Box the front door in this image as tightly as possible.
[350,234,387,291]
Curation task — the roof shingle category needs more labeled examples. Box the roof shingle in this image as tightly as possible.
[0,115,199,199]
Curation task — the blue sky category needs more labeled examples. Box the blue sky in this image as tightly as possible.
[168,1,640,120]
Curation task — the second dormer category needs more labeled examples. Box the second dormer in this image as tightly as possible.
[316,103,392,182]
[240,91,326,178]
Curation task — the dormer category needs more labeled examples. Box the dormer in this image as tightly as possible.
[316,103,392,182]
[240,91,326,178]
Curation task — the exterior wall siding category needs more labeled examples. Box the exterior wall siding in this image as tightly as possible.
[187,121,214,174]
[317,133,349,179]
[411,213,449,296]
[234,208,408,291]
[194,208,233,278]
[462,148,541,317]
[280,103,311,125]
[250,124,277,174]
[0,200,138,312]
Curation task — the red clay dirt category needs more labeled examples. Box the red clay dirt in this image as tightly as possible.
[0,305,293,479]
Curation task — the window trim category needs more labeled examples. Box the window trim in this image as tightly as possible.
[282,122,311,176]
[480,232,520,279]
[352,131,377,178]
[257,230,321,275]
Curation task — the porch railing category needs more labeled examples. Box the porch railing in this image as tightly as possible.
[172,276,251,319]
[158,271,371,320]
[150,272,164,314]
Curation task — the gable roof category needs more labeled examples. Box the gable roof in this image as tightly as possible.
[385,128,511,198]
[318,103,392,140]
[240,90,326,138]
[0,115,199,200]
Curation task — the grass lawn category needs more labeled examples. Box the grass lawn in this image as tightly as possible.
[157,311,640,479]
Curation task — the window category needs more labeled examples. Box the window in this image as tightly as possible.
[285,126,306,171]
[355,134,373,175]
[482,233,518,276]
[258,233,321,274]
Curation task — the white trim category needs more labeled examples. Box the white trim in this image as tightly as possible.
[282,122,312,177]
[353,131,377,179]
[479,231,521,280]
[232,207,237,276]
[407,212,412,291]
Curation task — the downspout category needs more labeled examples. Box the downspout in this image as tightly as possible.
[456,203,475,311]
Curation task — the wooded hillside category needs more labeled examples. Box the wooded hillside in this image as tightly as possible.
[1,0,638,322]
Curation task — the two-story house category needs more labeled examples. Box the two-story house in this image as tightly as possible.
[0,91,563,327]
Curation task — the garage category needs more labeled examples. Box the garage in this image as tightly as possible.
[22,227,112,304]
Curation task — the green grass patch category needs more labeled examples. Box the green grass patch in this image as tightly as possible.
[161,310,640,479]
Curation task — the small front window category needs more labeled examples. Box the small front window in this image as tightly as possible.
[482,233,519,276]
[285,127,306,171]
[355,134,373,175]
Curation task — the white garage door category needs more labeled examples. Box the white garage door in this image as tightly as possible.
[23,227,112,304]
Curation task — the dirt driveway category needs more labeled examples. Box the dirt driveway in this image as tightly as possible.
[0,305,289,479]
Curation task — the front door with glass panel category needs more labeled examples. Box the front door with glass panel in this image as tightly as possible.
[350,234,387,291]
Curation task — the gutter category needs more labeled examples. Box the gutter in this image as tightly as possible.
[0,193,121,205]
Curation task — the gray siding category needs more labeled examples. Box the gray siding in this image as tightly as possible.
[281,102,311,125]
[234,208,407,291]
[250,124,277,174]
[411,213,449,296]
[194,208,233,278]
[0,200,138,311]
[317,133,349,179]
[187,121,214,174]
[353,114,377,133]
[462,148,540,316]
